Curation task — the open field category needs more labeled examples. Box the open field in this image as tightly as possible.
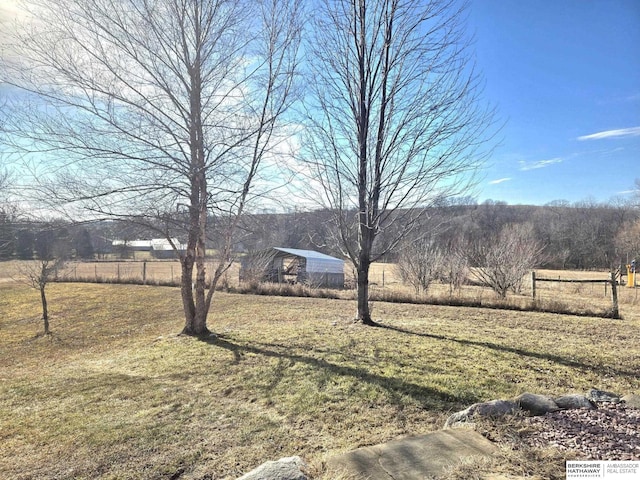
[2,259,637,317]
[1,280,639,479]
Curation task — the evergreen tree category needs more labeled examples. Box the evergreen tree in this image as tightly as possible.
[16,229,35,260]
[73,228,94,259]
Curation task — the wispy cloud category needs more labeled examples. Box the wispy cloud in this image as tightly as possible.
[489,178,511,185]
[578,127,640,141]
[617,189,640,196]
[519,157,563,171]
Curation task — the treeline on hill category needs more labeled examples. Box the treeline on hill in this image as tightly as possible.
[236,200,640,271]
[1,199,639,270]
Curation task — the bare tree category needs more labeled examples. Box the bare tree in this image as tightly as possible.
[2,0,301,335]
[301,0,495,324]
[468,223,543,298]
[16,226,70,335]
[21,257,66,335]
[238,249,277,286]
[396,237,443,295]
[438,238,469,296]
[615,218,640,266]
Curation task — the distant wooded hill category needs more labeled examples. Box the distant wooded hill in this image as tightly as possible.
[2,200,638,270]
[232,201,639,270]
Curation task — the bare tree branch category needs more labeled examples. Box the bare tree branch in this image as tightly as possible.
[468,223,544,298]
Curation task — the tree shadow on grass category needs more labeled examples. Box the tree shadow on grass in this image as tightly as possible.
[201,335,476,411]
[375,324,638,380]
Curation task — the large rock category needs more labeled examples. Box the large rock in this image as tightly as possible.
[236,456,307,480]
[587,388,620,403]
[326,429,498,480]
[444,399,519,428]
[621,393,640,409]
[513,393,559,416]
[554,394,596,410]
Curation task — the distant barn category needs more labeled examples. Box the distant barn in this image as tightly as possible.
[240,247,345,289]
[149,239,187,259]
[111,238,186,259]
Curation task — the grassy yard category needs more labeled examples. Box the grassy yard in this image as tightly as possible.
[1,282,639,479]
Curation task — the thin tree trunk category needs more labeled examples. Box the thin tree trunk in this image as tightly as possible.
[40,283,49,335]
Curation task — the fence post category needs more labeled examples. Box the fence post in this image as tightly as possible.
[610,271,619,319]
[531,271,536,300]
[142,261,147,285]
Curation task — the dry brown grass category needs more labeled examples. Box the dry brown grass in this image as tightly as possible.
[47,259,640,318]
[1,279,639,479]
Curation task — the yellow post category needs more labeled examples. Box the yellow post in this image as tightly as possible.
[626,264,635,288]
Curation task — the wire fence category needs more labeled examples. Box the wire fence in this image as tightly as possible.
[3,259,638,317]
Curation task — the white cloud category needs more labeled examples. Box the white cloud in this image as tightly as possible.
[519,157,563,171]
[617,189,640,196]
[489,178,511,185]
[578,127,640,141]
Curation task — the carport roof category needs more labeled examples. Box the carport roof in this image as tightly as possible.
[272,247,343,262]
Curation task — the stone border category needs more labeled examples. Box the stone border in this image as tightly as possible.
[234,389,640,480]
[444,388,638,429]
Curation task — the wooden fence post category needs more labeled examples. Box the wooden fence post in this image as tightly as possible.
[531,271,536,300]
[610,271,619,319]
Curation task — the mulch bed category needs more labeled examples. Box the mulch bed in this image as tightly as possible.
[521,401,640,461]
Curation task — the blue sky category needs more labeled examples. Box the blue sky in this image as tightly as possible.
[468,0,640,205]
[1,0,638,208]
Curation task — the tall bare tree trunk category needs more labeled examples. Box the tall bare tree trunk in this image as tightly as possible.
[181,27,212,336]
